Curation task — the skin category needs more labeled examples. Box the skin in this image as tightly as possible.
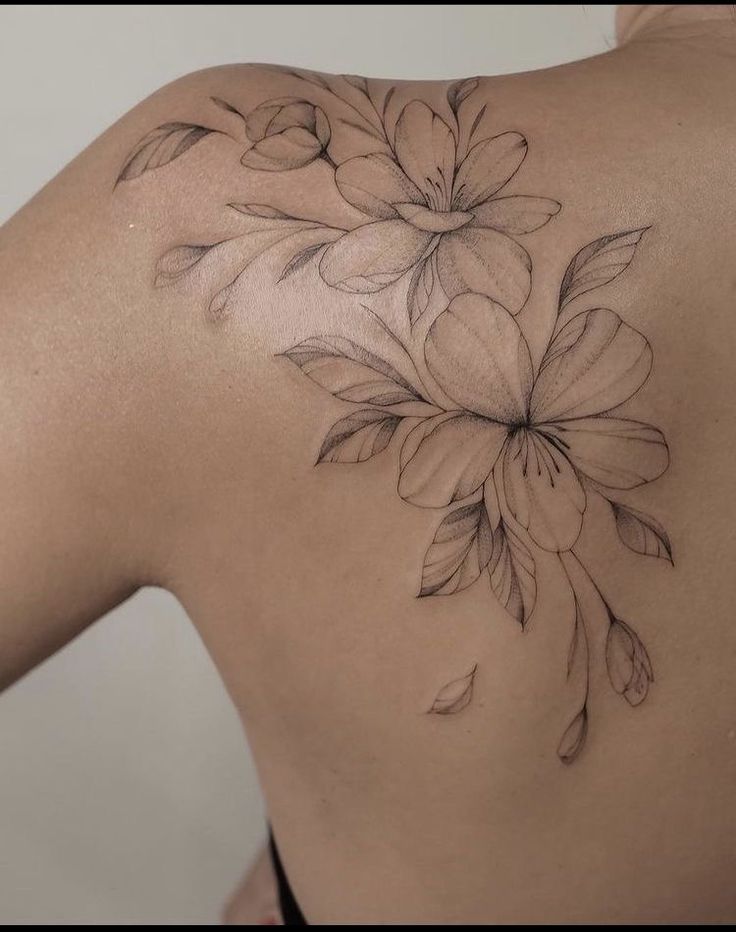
[1,5,736,924]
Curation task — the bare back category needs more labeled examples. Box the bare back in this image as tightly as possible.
[1,14,735,923]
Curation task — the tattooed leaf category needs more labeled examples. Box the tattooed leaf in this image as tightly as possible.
[318,410,400,464]
[488,522,536,627]
[468,104,488,143]
[420,501,493,597]
[448,77,479,113]
[342,74,369,94]
[612,502,673,563]
[287,68,331,91]
[407,256,436,326]
[282,335,422,405]
[279,243,330,281]
[333,119,386,144]
[559,228,648,310]
[557,706,588,765]
[154,244,215,287]
[210,96,245,121]
[228,202,292,219]
[382,86,397,117]
[566,596,585,678]
[208,280,235,322]
[428,664,478,715]
[117,123,217,183]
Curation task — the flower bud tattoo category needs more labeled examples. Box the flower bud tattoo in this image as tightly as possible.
[242,97,332,171]
[606,618,654,707]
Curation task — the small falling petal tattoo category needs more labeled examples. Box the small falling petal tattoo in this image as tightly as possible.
[428,664,478,716]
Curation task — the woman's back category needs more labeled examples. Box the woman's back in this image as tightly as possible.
[1,6,735,922]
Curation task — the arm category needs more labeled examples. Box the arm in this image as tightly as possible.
[0,68,238,690]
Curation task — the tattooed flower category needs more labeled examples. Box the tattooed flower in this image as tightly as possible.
[606,618,653,706]
[319,101,560,311]
[241,98,331,171]
[557,705,588,765]
[398,293,669,551]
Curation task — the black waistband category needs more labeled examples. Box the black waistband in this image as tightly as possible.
[268,827,308,925]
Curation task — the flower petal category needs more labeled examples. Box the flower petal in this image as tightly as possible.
[335,153,424,219]
[319,219,433,293]
[425,293,532,422]
[398,412,506,507]
[530,308,653,423]
[436,226,532,314]
[245,101,283,141]
[394,203,473,233]
[394,101,456,210]
[245,97,318,138]
[502,430,586,551]
[267,101,319,135]
[542,417,669,490]
[241,127,323,171]
[452,133,527,209]
[472,196,561,234]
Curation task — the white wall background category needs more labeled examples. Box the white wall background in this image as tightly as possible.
[0,5,616,924]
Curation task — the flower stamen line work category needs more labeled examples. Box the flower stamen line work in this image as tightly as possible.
[116,71,671,764]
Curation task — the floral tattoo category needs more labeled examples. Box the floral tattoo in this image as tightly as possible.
[116,69,671,764]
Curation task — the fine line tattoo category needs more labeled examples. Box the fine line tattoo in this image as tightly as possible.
[428,663,478,716]
[117,71,671,764]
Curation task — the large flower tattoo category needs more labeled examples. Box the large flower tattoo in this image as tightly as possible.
[116,72,672,765]
[398,294,668,552]
[320,100,560,315]
[115,79,561,323]
[280,225,671,764]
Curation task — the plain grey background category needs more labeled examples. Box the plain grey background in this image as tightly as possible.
[0,5,616,924]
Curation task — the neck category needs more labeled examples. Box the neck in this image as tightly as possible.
[617,4,736,45]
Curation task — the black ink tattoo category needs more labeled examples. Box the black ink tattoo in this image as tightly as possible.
[117,71,671,765]
[428,664,478,715]
[116,122,221,184]
[116,72,557,321]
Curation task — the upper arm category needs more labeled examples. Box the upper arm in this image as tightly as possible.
[0,66,261,689]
